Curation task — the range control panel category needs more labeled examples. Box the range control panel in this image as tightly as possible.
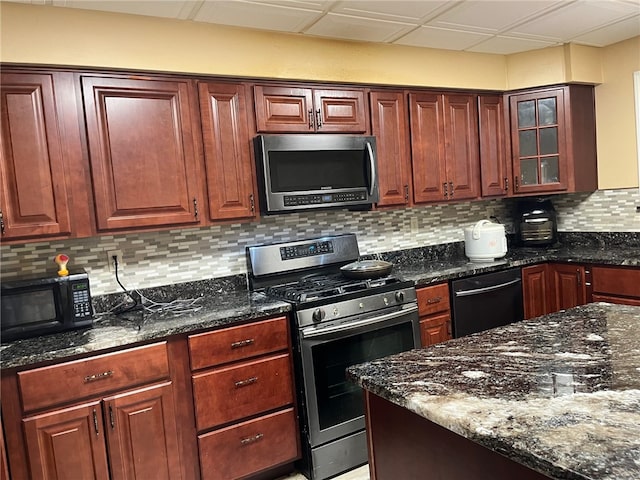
[280,241,334,260]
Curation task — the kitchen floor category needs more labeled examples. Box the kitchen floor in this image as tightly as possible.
[277,465,370,480]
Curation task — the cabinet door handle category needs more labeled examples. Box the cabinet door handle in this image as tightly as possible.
[449,182,454,198]
[193,198,199,220]
[109,405,115,429]
[426,297,442,305]
[240,433,264,445]
[93,408,100,435]
[0,209,5,235]
[504,177,509,192]
[404,184,409,203]
[231,338,255,349]
[315,109,322,129]
[249,194,255,214]
[84,370,114,383]
[308,109,314,129]
[234,376,258,388]
[514,176,520,192]
[443,183,448,198]
[577,269,582,286]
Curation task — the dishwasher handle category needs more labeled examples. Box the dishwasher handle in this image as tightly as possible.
[454,278,521,297]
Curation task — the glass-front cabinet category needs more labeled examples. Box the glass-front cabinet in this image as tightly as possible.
[507,84,598,196]
[509,89,567,194]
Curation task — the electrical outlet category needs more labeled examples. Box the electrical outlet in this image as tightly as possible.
[410,216,419,234]
[107,250,123,273]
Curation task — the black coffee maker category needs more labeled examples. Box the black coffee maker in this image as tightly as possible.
[516,198,558,247]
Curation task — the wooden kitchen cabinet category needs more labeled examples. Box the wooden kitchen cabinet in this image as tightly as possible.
[3,342,188,480]
[81,75,203,232]
[478,95,510,197]
[254,84,368,133]
[550,263,588,311]
[507,85,597,195]
[410,92,480,203]
[591,265,640,306]
[0,71,82,241]
[188,315,300,479]
[417,283,452,346]
[197,81,257,221]
[370,90,412,207]
[522,264,553,319]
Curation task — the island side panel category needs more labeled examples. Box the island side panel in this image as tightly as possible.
[364,391,551,480]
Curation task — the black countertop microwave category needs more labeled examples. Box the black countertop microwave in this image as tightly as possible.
[1,270,94,342]
[254,134,379,214]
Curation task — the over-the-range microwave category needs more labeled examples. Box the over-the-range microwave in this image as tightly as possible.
[254,134,379,215]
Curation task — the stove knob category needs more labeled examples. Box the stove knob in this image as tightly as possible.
[395,291,405,303]
[312,308,326,322]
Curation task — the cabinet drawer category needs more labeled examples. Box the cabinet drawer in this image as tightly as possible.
[417,283,451,316]
[198,407,298,480]
[192,353,293,430]
[189,316,289,370]
[592,266,640,298]
[18,342,169,412]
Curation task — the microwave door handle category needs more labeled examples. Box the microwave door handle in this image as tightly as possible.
[366,141,376,197]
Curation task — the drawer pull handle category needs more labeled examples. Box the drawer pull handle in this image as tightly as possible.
[84,370,114,383]
[426,297,442,305]
[235,376,258,388]
[231,338,255,349]
[240,433,264,445]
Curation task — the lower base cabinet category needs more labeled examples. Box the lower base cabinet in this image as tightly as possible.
[198,408,298,480]
[522,264,552,319]
[417,283,452,346]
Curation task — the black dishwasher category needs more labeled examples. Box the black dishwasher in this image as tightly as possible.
[451,268,524,338]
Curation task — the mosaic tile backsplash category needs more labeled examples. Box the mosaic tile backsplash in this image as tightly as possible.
[1,188,638,296]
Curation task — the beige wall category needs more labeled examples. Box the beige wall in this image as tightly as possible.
[1,2,638,189]
[594,36,640,190]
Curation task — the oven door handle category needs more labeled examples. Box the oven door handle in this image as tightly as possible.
[301,304,418,339]
[454,278,521,297]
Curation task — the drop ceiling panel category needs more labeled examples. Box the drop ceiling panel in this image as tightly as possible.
[430,0,565,33]
[468,35,558,54]
[395,25,492,50]
[306,12,415,42]
[570,14,640,45]
[52,0,197,19]
[330,0,451,22]
[193,0,324,32]
[511,0,640,40]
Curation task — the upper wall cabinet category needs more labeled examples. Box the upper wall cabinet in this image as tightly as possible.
[254,85,369,133]
[370,90,412,207]
[0,72,75,241]
[197,81,257,221]
[409,93,480,203]
[478,95,510,197]
[81,75,204,232]
[507,84,597,195]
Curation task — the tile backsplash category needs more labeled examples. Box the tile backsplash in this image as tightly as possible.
[1,188,638,296]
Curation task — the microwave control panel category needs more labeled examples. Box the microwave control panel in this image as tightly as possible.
[283,190,367,207]
[70,280,93,319]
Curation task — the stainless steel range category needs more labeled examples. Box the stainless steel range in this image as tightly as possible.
[246,234,420,480]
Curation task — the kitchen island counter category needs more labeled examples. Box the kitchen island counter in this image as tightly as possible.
[347,303,640,480]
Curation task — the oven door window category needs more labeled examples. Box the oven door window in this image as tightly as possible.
[310,321,415,432]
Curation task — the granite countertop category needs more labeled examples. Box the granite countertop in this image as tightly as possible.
[347,303,640,480]
[2,233,638,371]
[0,289,290,370]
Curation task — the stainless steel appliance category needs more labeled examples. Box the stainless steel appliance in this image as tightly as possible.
[451,268,523,338]
[1,270,93,342]
[516,198,558,246]
[253,134,379,214]
[246,234,419,480]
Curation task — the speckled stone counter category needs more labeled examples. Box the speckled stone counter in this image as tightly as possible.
[347,303,640,480]
[0,288,290,370]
